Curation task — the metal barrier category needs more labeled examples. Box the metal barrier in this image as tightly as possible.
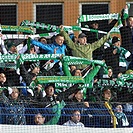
[0,102,132,128]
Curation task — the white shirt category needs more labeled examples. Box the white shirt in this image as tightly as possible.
[63,120,84,127]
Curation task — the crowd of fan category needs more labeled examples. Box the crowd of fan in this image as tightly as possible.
[0,5,133,128]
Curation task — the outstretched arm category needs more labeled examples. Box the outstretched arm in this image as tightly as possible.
[30,38,53,52]
[0,34,8,54]
[45,100,65,125]
[90,32,110,52]
[59,25,76,50]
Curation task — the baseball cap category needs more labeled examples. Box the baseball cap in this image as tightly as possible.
[112,36,120,44]
[78,33,87,38]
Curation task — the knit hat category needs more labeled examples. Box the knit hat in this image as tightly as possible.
[112,36,120,44]
[78,33,87,38]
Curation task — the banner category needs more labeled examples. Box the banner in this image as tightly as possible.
[20,54,61,62]
[117,74,133,81]
[0,54,17,63]
[20,20,109,34]
[62,56,106,66]
[2,27,120,40]
[0,54,106,68]
[77,13,119,23]
[20,20,58,32]
[55,83,90,88]
[1,25,33,34]
[2,34,28,40]
[95,75,133,91]
[0,54,62,63]
[0,62,16,69]
[35,76,85,84]
[2,32,58,40]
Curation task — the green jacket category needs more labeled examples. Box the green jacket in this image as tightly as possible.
[60,31,110,69]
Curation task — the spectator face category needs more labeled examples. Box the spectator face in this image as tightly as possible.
[74,70,82,76]
[40,38,47,44]
[116,105,123,112]
[45,86,54,96]
[55,36,64,46]
[10,45,17,53]
[113,41,121,47]
[71,111,81,123]
[91,23,99,29]
[30,47,36,54]
[32,67,40,75]
[70,65,76,72]
[0,73,6,83]
[126,70,133,74]
[32,75,37,81]
[128,17,133,28]
[108,69,113,77]
[129,71,133,74]
[118,73,122,78]
[74,90,83,102]
[11,88,19,100]
[34,113,45,125]
[78,37,87,45]
[103,89,111,101]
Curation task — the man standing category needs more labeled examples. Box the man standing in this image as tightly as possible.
[120,5,133,69]
[60,26,110,69]
[30,34,66,74]
[30,34,66,55]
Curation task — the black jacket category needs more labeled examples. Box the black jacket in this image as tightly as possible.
[120,26,133,53]
[40,84,80,108]
[103,46,119,77]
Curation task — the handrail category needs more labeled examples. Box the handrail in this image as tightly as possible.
[104,102,117,128]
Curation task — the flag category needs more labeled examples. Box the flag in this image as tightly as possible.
[117,14,123,29]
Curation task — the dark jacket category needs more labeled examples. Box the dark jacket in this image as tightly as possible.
[20,64,43,100]
[4,69,20,86]
[20,64,35,86]
[120,26,133,53]
[0,92,26,125]
[103,46,119,77]
[40,84,80,108]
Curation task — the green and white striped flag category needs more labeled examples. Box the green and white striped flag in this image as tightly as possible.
[64,26,108,34]
[117,14,123,29]
[77,13,119,23]
[20,20,110,35]
[1,25,33,34]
